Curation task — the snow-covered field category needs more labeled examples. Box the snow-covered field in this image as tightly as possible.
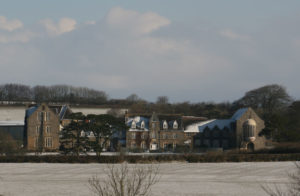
[0,162,295,196]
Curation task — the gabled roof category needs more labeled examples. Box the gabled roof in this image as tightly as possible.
[127,116,150,131]
[185,119,232,133]
[231,108,249,120]
[25,106,38,118]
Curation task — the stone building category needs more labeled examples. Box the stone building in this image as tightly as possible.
[126,108,267,151]
[24,103,69,151]
[126,113,206,151]
[187,107,266,151]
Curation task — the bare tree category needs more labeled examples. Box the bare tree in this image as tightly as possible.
[262,162,300,196]
[88,163,160,196]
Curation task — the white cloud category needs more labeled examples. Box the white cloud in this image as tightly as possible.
[0,16,23,31]
[106,7,170,35]
[220,29,251,41]
[40,18,77,36]
[0,31,35,43]
[0,7,299,102]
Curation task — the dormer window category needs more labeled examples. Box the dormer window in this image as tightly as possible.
[141,121,145,129]
[173,121,178,129]
[131,121,136,129]
[163,120,168,130]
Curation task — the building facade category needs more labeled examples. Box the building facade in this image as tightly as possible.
[126,108,267,151]
[24,103,67,151]
[126,113,205,151]
[189,108,266,151]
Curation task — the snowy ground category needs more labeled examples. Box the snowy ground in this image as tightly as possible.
[0,162,296,196]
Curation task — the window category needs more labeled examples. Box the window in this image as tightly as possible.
[163,133,167,139]
[80,130,85,137]
[204,139,210,147]
[36,126,40,134]
[45,137,52,147]
[131,121,136,129]
[152,122,155,129]
[164,143,168,149]
[37,112,43,121]
[173,133,177,139]
[151,132,156,139]
[46,112,50,121]
[173,142,177,149]
[132,132,136,139]
[194,139,201,146]
[131,142,136,148]
[163,121,168,130]
[173,121,178,129]
[46,126,51,134]
[141,133,145,139]
[141,121,145,129]
[213,140,220,148]
[141,142,146,149]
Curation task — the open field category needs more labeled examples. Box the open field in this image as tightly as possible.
[0,162,296,196]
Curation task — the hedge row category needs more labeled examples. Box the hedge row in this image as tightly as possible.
[0,153,300,163]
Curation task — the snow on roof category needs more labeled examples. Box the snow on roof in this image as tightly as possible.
[184,119,232,133]
[184,119,215,133]
[0,121,24,126]
[127,116,149,130]
[231,108,248,120]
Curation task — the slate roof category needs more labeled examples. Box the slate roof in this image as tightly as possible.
[231,108,248,120]
[185,108,249,133]
[25,106,38,118]
[127,116,150,131]
[25,104,70,120]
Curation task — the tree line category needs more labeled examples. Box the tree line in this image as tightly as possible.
[1,83,299,142]
[0,84,108,104]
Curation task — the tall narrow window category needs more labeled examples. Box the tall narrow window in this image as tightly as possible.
[36,126,40,134]
[37,112,43,121]
[132,132,136,139]
[45,137,52,147]
[46,126,51,134]
[46,112,50,121]
[151,132,156,139]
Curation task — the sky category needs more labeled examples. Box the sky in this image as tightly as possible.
[0,0,300,103]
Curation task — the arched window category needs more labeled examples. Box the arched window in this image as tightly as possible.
[141,121,145,129]
[163,120,168,130]
[131,121,136,129]
[243,119,256,142]
[173,121,178,129]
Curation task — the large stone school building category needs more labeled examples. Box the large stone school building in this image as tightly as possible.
[126,108,267,151]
